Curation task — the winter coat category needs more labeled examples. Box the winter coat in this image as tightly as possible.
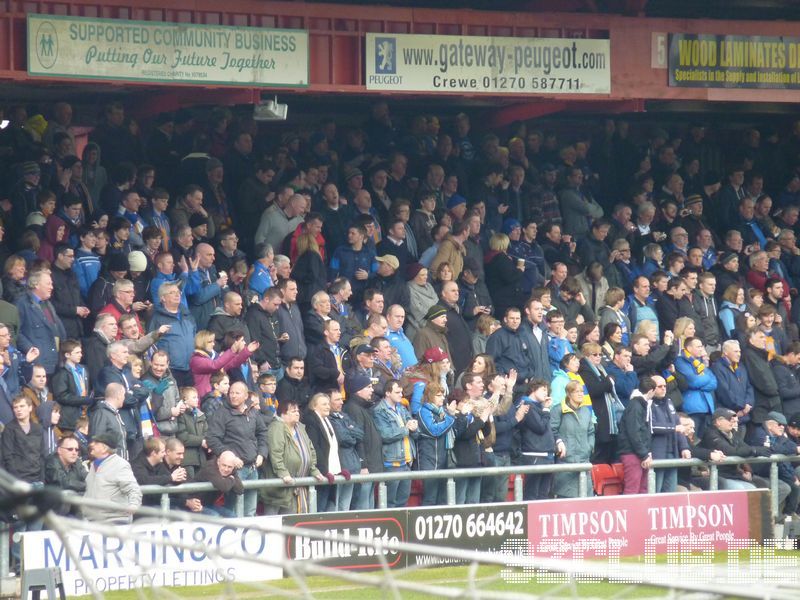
[260,418,321,510]
[550,401,594,497]
[650,396,680,459]
[693,292,721,347]
[148,305,197,372]
[417,402,456,470]
[189,348,251,399]
[710,357,755,423]
[187,266,224,330]
[244,303,281,368]
[52,364,92,431]
[604,362,638,406]
[579,359,618,443]
[176,409,208,468]
[412,321,450,361]
[742,343,781,423]
[575,273,610,316]
[83,453,142,523]
[51,264,85,339]
[700,425,769,480]
[373,399,418,465]
[518,322,553,382]
[485,252,524,318]
[278,302,307,361]
[486,325,530,380]
[292,251,328,307]
[442,303,473,376]
[343,395,384,473]
[674,354,717,415]
[1,418,44,482]
[406,282,440,338]
[207,309,251,351]
[617,391,652,459]
[83,330,112,389]
[773,361,800,418]
[329,410,365,474]
[518,397,556,454]
[452,413,488,468]
[142,370,181,436]
[88,401,128,458]
[16,291,67,375]
[559,186,603,238]
[306,343,347,393]
[206,400,268,465]
[430,236,466,280]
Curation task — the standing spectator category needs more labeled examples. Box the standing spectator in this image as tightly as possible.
[148,283,197,387]
[406,265,439,339]
[187,243,227,330]
[98,279,143,339]
[302,393,344,511]
[50,244,89,339]
[451,391,492,505]
[328,388,362,511]
[550,381,595,498]
[261,399,325,514]
[175,386,208,477]
[245,288,284,377]
[559,167,603,238]
[412,304,451,361]
[580,344,625,463]
[207,381,268,517]
[16,270,66,376]
[207,291,250,350]
[51,339,91,433]
[1,395,44,484]
[742,327,782,426]
[386,304,417,371]
[142,351,183,436]
[417,382,456,505]
[520,298,552,382]
[650,377,689,493]
[617,376,660,494]
[277,278,306,363]
[83,433,142,523]
[518,380,556,500]
[439,281,473,377]
[343,374,382,509]
[710,340,754,425]
[675,336,718,438]
[374,380,419,508]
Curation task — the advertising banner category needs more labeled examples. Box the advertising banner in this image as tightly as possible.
[527,490,759,560]
[27,14,309,86]
[21,517,283,595]
[283,511,407,570]
[407,503,528,568]
[669,33,800,89]
[365,33,610,94]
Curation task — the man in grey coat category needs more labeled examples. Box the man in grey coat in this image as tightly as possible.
[83,432,142,524]
[559,166,604,238]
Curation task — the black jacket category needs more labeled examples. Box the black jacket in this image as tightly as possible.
[519,399,556,454]
[83,331,111,391]
[443,303,473,377]
[617,391,652,460]
[191,457,244,508]
[742,343,781,423]
[452,413,489,468]
[1,419,44,482]
[51,264,84,339]
[485,252,524,318]
[88,400,128,458]
[52,365,92,431]
[343,395,384,473]
[207,311,251,352]
[276,375,313,410]
[291,251,328,308]
[307,343,347,393]
[207,401,268,465]
[302,410,332,475]
[700,424,769,480]
[579,360,616,444]
[244,303,281,368]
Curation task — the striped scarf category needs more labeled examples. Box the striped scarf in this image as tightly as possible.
[683,349,705,375]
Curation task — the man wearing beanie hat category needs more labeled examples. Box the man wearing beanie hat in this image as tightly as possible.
[446,194,467,222]
[188,212,210,243]
[87,252,129,314]
[412,305,450,362]
[10,160,42,226]
[343,373,383,509]
[709,250,743,302]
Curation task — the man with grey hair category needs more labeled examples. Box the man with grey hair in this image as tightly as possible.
[89,382,129,459]
[98,278,142,338]
[273,254,292,281]
[711,339,754,424]
[97,342,148,456]
[303,290,332,346]
[16,270,65,375]
[255,192,304,249]
[149,282,197,387]
[84,313,118,388]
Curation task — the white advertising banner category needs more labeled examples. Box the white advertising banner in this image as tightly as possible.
[21,517,283,596]
[366,33,610,94]
[27,14,309,86]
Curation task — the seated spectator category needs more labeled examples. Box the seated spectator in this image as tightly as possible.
[190,451,243,518]
[700,408,770,491]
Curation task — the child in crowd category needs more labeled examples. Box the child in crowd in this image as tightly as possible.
[202,371,230,418]
[176,386,207,477]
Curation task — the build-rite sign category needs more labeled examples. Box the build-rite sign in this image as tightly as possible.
[365,33,610,94]
[21,517,283,595]
[27,14,309,86]
[669,33,800,89]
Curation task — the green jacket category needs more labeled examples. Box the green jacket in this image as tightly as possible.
[260,418,321,510]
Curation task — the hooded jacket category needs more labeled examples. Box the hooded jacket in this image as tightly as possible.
[617,390,653,459]
[148,304,197,372]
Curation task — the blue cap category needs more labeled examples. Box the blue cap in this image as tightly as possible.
[446,194,467,210]
[502,218,522,234]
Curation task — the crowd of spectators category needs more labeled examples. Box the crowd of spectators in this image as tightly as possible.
[2,99,800,528]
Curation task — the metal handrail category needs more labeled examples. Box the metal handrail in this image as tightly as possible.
[140,462,595,515]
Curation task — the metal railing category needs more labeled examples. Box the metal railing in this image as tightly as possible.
[140,462,594,516]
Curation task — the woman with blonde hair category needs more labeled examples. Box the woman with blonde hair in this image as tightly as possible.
[291,232,327,312]
[485,232,524,318]
[718,284,747,339]
[189,329,255,399]
[673,316,697,352]
[550,380,594,498]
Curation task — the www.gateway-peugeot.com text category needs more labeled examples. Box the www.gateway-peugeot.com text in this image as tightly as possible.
[401,40,606,75]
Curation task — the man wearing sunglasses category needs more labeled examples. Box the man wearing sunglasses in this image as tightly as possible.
[44,434,88,516]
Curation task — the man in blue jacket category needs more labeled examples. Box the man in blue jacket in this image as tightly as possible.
[710,340,754,425]
[486,307,533,381]
[373,379,418,508]
[675,336,718,438]
[15,270,66,376]
[148,282,197,387]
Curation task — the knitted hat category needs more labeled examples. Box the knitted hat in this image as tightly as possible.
[502,218,522,234]
[719,252,738,266]
[446,194,466,210]
[189,213,208,228]
[406,262,424,281]
[685,194,703,206]
[22,161,41,176]
[205,157,223,172]
[345,373,373,397]
[128,251,147,273]
[344,167,363,181]
[424,304,448,321]
[107,253,130,273]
